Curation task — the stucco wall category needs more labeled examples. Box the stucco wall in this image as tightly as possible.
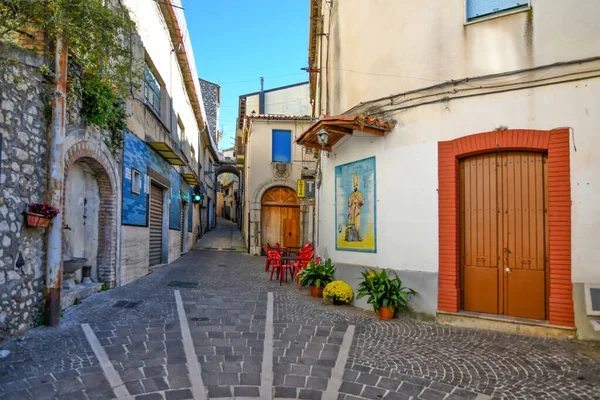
[168,229,181,263]
[319,0,600,116]
[123,0,201,166]
[243,119,315,254]
[121,225,150,285]
[318,78,600,328]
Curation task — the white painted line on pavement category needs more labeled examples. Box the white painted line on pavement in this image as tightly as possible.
[175,289,208,400]
[260,292,274,400]
[81,323,132,400]
[322,324,356,400]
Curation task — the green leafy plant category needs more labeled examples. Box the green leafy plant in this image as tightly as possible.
[323,280,354,304]
[356,269,417,313]
[298,258,335,288]
[73,298,81,306]
[100,283,109,291]
[80,71,128,154]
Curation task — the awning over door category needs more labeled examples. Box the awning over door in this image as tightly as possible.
[296,115,395,151]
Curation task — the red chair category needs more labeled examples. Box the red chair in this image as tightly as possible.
[268,250,294,284]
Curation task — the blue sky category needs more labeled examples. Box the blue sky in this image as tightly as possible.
[182,0,310,150]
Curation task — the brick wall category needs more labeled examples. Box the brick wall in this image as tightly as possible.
[64,142,117,286]
[437,129,574,327]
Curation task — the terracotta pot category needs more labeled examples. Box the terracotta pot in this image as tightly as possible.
[377,305,396,320]
[310,286,324,298]
[25,212,51,228]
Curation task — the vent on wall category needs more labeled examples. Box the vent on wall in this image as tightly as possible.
[584,284,600,316]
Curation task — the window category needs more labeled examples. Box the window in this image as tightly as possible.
[272,130,292,163]
[467,0,528,21]
[131,169,142,195]
[177,117,185,143]
[144,65,161,114]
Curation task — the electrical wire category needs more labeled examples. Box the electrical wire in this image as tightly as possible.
[217,72,307,86]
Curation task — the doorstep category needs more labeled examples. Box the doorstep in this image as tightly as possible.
[61,282,103,310]
[437,310,577,339]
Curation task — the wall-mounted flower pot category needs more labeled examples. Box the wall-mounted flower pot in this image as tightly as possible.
[310,286,324,298]
[377,305,396,320]
[25,212,52,228]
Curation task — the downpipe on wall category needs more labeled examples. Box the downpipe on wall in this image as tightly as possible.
[45,34,68,326]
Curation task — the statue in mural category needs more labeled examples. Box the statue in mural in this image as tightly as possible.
[345,172,364,242]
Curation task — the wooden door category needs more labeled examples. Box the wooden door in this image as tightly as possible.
[261,205,282,247]
[500,152,546,320]
[460,152,547,319]
[261,187,300,248]
[149,183,163,266]
[282,207,301,248]
[461,154,500,314]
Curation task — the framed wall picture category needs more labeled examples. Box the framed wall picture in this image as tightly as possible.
[335,156,376,253]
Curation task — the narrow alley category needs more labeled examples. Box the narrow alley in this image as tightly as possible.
[194,218,245,252]
[0,231,598,399]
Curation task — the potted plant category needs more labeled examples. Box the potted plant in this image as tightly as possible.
[356,269,417,320]
[298,258,335,297]
[323,280,354,305]
[25,202,60,228]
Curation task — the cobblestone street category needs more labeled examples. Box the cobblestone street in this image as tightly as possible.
[1,234,599,399]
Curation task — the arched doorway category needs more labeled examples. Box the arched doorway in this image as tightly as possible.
[63,155,116,286]
[261,187,300,249]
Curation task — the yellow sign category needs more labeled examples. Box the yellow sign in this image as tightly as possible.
[297,179,305,198]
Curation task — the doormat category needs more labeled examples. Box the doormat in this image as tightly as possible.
[167,281,198,288]
[112,300,143,309]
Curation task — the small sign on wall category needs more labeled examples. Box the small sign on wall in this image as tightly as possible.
[297,179,305,198]
[304,180,315,199]
[125,167,132,180]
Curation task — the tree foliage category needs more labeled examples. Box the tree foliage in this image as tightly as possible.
[0,0,142,98]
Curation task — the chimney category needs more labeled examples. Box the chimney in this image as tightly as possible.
[259,77,265,115]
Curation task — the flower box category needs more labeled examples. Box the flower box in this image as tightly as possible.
[25,211,52,228]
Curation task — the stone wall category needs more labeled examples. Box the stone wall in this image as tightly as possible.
[0,44,48,339]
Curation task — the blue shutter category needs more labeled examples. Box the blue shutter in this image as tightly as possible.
[467,0,525,20]
[272,130,292,163]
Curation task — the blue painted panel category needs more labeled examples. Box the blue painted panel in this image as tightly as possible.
[169,169,182,230]
[122,132,186,229]
[467,0,525,20]
[122,132,148,226]
[272,130,292,163]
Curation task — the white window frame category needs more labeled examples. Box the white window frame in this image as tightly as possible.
[144,64,162,115]
[464,0,530,25]
[131,168,142,195]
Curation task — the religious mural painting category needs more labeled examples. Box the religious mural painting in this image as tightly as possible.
[335,156,376,252]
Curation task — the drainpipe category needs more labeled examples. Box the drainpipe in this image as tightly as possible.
[259,77,265,115]
[45,34,68,326]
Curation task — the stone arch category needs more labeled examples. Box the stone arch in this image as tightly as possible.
[252,179,297,206]
[63,141,118,287]
[215,163,241,180]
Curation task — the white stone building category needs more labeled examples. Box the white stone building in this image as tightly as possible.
[298,0,600,340]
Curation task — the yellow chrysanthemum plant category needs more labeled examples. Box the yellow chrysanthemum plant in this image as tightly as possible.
[323,280,354,305]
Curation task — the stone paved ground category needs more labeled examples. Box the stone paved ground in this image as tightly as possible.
[194,218,245,251]
[1,229,599,399]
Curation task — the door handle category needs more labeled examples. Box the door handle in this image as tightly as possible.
[504,248,511,254]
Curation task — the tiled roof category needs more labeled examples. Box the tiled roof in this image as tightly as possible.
[248,114,315,121]
[296,115,396,151]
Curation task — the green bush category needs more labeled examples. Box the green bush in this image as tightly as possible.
[298,258,335,288]
[356,269,417,313]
